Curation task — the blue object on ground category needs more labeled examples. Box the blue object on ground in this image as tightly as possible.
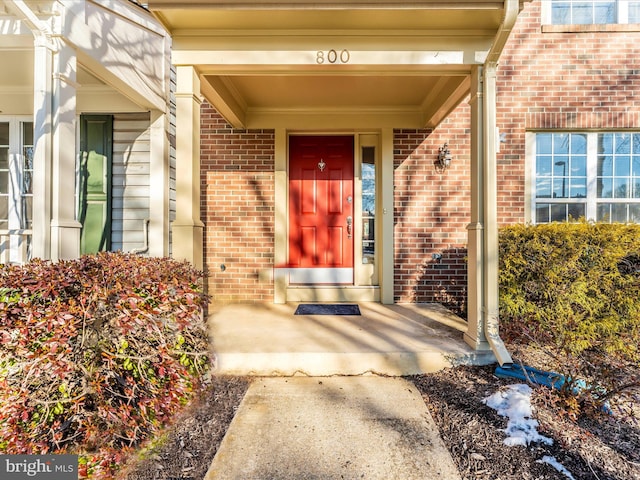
[495,364,611,414]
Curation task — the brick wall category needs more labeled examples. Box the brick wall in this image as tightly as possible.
[495,0,640,224]
[198,1,639,308]
[200,103,275,302]
[393,106,471,311]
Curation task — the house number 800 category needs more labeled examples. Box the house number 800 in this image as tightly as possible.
[316,49,350,64]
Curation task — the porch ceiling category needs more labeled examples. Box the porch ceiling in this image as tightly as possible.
[148,2,511,129]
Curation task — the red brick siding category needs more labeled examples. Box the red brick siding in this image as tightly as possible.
[393,106,471,310]
[199,0,640,308]
[495,0,640,224]
[200,103,275,302]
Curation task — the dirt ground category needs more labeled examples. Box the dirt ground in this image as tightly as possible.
[119,364,640,480]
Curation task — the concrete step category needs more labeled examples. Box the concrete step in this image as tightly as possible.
[208,303,496,376]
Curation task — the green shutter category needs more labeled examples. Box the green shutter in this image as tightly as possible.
[79,115,113,254]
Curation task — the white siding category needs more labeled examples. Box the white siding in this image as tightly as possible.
[112,113,151,252]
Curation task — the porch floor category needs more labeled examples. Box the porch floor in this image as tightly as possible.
[208,302,497,376]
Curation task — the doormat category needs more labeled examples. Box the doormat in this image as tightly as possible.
[294,304,361,315]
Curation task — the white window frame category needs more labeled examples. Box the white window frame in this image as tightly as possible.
[541,0,640,25]
[527,131,640,224]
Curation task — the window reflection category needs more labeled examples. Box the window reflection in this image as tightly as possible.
[362,146,375,263]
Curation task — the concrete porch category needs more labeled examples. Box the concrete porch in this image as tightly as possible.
[208,302,497,376]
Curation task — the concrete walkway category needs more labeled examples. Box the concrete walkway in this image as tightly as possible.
[204,376,462,480]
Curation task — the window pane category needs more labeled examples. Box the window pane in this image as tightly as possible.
[573,3,594,23]
[632,156,640,176]
[614,178,629,198]
[536,156,552,176]
[634,179,640,198]
[0,149,7,170]
[597,203,610,222]
[0,123,9,145]
[599,133,613,154]
[614,156,631,176]
[22,122,33,145]
[537,133,553,154]
[611,203,627,222]
[361,146,375,261]
[536,204,550,223]
[553,157,569,176]
[22,196,32,229]
[553,178,567,198]
[552,2,571,23]
[0,197,7,227]
[615,133,631,154]
[0,172,8,194]
[597,155,612,176]
[598,177,613,198]
[554,134,571,154]
[551,204,567,222]
[594,2,615,23]
[570,178,587,198]
[571,156,587,176]
[571,134,588,153]
[630,204,640,222]
[567,203,586,220]
[536,178,552,198]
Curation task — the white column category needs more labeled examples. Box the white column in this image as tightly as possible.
[380,127,395,305]
[465,65,491,351]
[274,127,288,304]
[50,43,81,261]
[465,63,512,365]
[171,66,204,269]
[32,37,53,259]
[149,109,170,257]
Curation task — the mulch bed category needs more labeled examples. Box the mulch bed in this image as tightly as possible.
[119,367,639,480]
[117,376,249,480]
[411,365,640,480]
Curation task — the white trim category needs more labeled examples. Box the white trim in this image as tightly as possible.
[278,267,354,285]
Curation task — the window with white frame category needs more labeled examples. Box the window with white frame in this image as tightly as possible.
[546,0,640,24]
[0,119,34,232]
[533,132,640,223]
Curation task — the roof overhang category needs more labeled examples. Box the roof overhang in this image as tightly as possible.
[147,1,523,129]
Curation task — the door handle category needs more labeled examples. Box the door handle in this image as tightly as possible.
[347,216,352,238]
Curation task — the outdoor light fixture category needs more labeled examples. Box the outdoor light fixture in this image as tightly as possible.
[436,143,452,171]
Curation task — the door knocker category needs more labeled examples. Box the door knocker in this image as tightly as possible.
[318,159,326,171]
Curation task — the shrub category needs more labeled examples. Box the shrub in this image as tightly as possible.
[0,253,210,478]
[499,222,640,414]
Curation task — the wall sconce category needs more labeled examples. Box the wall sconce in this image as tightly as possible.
[435,143,452,172]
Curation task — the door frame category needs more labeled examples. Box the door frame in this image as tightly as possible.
[287,134,355,284]
[274,130,389,303]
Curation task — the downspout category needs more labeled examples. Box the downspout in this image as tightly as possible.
[482,0,520,367]
[131,219,150,255]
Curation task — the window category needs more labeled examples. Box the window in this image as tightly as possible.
[0,123,9,230]
[0,119,34,231]
[361,146,375,263]
[532,132,640,223]
[549,0,640,24]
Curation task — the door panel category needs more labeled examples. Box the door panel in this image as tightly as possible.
[289,135,354,271]
[79,115,113,254]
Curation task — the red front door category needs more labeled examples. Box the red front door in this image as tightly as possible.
[289,135,354,274]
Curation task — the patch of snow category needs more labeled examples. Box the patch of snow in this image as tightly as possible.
[538,455,576,480]
[483,384,553,447]
[484,384,576,480]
